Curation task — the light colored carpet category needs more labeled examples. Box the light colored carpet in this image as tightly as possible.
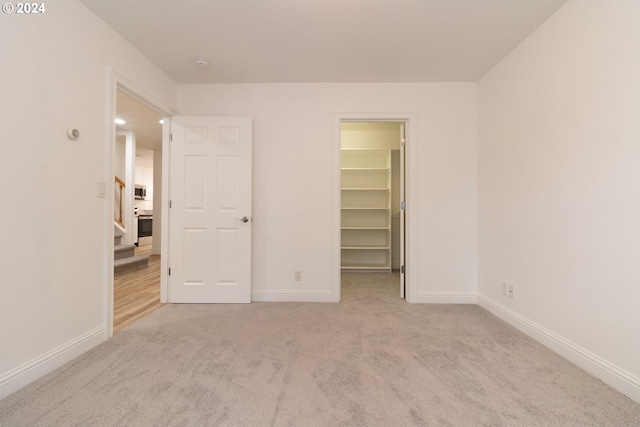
[1,273,639,426]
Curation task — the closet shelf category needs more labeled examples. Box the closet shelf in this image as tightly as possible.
[341,168,390,171]
[340,264,390,270]
[341,188,390,191]
[340,147,392,273]
[341,207,389,210]
[341,246,391,250]
[340,148,390,151]
[341,226,390,230]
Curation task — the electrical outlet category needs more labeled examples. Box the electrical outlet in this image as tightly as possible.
[502,281,508,296]
[508,284,514,299]
[294,270,302,281]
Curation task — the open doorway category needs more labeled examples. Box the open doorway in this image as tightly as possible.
[339,121,406,300]
[112,89,165,333]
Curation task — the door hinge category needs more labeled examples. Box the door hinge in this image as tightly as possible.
[401,138,406,147]
[170,133,173,141]
[168,267,172,276]
[169,200,172,208]
[401,265,405,274]
[401,201,406,210]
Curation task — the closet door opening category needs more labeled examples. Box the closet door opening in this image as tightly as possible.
[340,121,405,298]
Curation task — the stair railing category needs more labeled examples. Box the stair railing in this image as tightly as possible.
[115,176,125,228]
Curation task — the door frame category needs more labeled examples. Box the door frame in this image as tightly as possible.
[104,69,177,338]
[331,112,418,303]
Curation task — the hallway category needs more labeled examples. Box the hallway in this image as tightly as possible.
[114,245,163,333]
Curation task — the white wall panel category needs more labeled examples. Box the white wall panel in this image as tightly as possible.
[183,229,206,284]
[184,156,206,210]
[216,229,239,284]
[217,157,239,210]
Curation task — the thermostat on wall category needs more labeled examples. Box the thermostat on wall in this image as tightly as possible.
[67,128,80,140]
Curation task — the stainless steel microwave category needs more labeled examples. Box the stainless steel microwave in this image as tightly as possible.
[134,184,146,200]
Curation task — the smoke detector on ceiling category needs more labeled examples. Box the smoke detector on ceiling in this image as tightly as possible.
[194,58,210,69]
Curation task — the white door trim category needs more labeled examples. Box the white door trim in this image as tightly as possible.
[331,112,418,303]
[399,123,406,298]
[105,68,177,338]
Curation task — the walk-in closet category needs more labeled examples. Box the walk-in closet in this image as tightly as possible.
[340,122,403,273]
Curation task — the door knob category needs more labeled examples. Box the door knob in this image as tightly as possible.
[235,216,249,223]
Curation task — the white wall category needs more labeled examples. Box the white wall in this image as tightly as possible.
[178,83,477,302]
[341,122,402,150]
[134,162,154,212]
[477,0,640,401]
[152,149,163,255]
[0,0,177,399]
[115,136,126,180]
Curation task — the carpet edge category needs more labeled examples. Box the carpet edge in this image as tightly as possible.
[477,294,640,404]
[0,326,105,401]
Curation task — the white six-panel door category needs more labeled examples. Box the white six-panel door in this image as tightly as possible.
[168,117,252,303]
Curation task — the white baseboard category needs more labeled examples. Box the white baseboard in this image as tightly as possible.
[0,326,105,401]
[478,294,640,403]
[252,290,334,302]
[415,291,477,304]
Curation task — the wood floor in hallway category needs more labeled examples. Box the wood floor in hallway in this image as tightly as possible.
[113,245,164,334]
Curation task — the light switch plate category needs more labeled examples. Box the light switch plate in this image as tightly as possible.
[97,182,106,198]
